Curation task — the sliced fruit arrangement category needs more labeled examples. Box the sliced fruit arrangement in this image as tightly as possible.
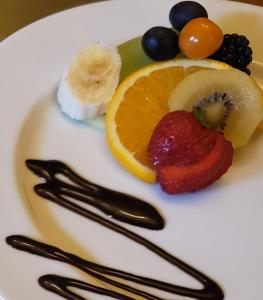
[105,59,230,183]
[57,1,263,195]
[57,1,255,123]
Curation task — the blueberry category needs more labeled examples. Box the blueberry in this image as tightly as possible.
[142,26,179,61]
[169,1,208,31]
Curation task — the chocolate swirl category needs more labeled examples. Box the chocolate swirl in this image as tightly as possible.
[26,159,164,230]
[6,159,224,300]
[6,234,223,300]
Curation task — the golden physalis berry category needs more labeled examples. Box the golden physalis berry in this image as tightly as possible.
[179,17,223,59]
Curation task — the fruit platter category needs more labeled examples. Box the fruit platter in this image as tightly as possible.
[1,0,263,299]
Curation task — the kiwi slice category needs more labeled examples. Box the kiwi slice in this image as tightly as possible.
[168,69,263,148]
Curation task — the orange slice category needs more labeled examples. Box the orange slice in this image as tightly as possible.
[106,59,231,183]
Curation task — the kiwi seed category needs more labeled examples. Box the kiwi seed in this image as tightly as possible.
[192,92,233,130]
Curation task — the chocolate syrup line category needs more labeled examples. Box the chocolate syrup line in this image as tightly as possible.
[25,159,164,230]
[6,159,224,300]
[34,181,215,293]
[39,274,135,300]
[27,159,223,299]
[6,235,162,300]
[7,234,222,300]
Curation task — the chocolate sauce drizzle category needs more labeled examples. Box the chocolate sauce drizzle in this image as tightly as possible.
[25,159,164,230]
[6,159,224,300]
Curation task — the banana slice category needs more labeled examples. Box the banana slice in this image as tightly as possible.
[57,43,121,120]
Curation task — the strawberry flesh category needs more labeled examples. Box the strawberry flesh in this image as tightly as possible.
[157,133,233,194]
[147,111,233,194]
[195,138,233,191]
[148,111,217,168]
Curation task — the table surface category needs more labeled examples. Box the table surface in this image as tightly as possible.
[0,0,262,41]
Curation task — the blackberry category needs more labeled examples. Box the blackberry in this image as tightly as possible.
[209,34,253,74]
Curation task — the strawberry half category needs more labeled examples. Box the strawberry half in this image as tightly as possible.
[147,111,234,194]
[148,111,217,168]
[196,138,233,191]
[157,133,233,194]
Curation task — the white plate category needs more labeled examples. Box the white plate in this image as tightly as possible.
[1,0,263,299]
